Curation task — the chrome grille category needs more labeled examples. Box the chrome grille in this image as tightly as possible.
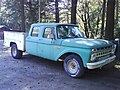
[91,45,115,61]
[92,45,113,52]
[94,49,112,58]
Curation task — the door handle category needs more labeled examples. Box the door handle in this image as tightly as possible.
[27,37,30,39]
[39,39,43,40]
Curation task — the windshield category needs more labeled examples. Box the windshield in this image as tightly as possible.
[57,25,84,39]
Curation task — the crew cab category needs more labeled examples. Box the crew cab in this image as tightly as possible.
[4,23,116,78]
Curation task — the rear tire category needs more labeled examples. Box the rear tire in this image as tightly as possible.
[64,54,85,78]
[11,44,23,59]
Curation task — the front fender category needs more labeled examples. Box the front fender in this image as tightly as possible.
[55,48,91,67]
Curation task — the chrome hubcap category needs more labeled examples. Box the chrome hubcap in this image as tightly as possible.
[12,47,17,56]
[67,59,78,74]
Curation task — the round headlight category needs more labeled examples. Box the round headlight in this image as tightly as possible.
[91,54,96,61]
[92,49,97,52]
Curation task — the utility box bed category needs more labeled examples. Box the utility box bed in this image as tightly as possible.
[4,31,25,51]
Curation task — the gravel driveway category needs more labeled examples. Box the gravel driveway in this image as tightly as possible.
[0,40,120,90]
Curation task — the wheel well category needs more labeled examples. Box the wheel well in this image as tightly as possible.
[59,52,82,61]
[10,42,16,47]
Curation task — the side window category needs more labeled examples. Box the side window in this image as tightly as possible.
[31,27,40,37]
[43,27,54,39]
[57,26,68,39]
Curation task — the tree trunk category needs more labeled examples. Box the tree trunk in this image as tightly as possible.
[101,0,106,38]
[96,15,100,37]
[71,0,77,24]
[39,0,41,23]
[105,0,115,40]
[85,2,94,38]
[67,0,70,23]
[0,1,2,24]
[55,0,59,23]
[115,0,119,24]
[81,14,89,38]
[20,0,25,32]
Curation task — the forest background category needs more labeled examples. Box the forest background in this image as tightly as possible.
[0,0,120,40]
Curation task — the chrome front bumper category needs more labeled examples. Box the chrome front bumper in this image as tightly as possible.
[87,55,116,69]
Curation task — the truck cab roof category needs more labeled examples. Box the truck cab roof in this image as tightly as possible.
[31,23,77,27]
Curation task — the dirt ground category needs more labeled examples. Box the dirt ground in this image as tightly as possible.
[0,40,120,90]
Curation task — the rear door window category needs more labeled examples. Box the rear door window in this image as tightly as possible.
[43,27,54,39]
[31,27,40,37]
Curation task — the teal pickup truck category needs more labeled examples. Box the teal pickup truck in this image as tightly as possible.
[4,23,116,78]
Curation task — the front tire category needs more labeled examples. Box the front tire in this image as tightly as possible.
[64,54,85,78]
[11,44,23,59]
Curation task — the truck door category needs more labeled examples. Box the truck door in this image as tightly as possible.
[26,26,40,56]
[37,27,55,60]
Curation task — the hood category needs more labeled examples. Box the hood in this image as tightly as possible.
[61,38,113,49]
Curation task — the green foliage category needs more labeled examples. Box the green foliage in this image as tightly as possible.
[1,0,56,30]
[1,0,21,29]
[77,0,103,38]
